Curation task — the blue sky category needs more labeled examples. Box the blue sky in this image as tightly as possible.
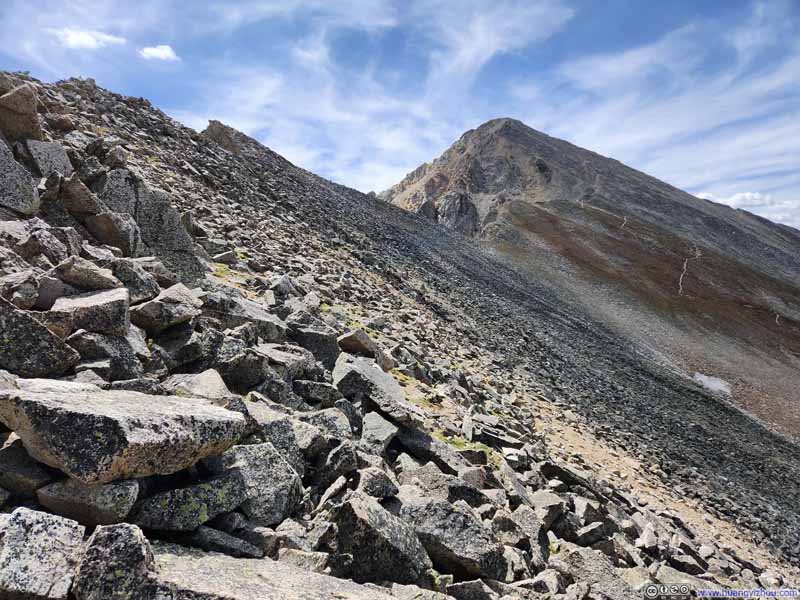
[1,1,798,228]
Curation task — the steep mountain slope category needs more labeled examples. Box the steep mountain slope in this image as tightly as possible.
[0,72,799,597]
[382,118,800,437]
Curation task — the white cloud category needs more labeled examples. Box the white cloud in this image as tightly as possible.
[139,45,180,61]
[45,28,125,49]
[696,192,774,208]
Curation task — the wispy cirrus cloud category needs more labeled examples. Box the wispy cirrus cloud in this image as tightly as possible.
[0,0,797,227]
[45,28,125,49]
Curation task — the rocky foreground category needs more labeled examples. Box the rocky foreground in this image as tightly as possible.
[0,71,796,599]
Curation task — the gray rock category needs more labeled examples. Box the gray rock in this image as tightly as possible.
[255,342,316,380]
[0,297,80,376]
[102,257,160,304]
[0,388,246,483]
[398,461,492,509]
[37,478,140,526]
[129,283,202,334]
[549,541,635,600]
[277,548,349,577]
[185,525,264,558]
[0,138,40,215]
[297,407,353,441]
[239,396,305,477]
[360,410,398,455]
[293,379,342,407]
[0,436,54,497]
[357,466,399,498]
[132,470,249,531]
[510,504,549,571]
[50,287,130,336]
[446,579,498,600]
[148,541,396,599]
[24,139,74,177]
[0,507,85,600]
[85,212,142,257]
[66,329,144,381]
[0,84,42,142]
[14,228,68,265]
[60,172,107,218]
[399,490,506,581]
[162,369,232,405]
[203,291,288,342]
[72,523,155,600]
[35,275,79,310]
[333,353,424,425]
[52,255,122,290]
[333,492,433,585]
[204,442,304,527]
[529,489,566,529]
[288,316,339,370]
[396,426,471,475]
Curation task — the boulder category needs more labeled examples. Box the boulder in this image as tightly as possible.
[333,492,433,585]
[37,478,140,526]
[549,541,636,600]
[14,227,68,265]
[102,257,160,304]
[85,212,142,257]
[203,291,288,342]
[129,283,202,335]
[0,508,85,600]
[0,83,42,142]
[293,379,342,407]
[184,525,264,558]
[0,436,54,497]
[147,542,396,599]
[0,138,40,215]
[333,353,423,425]
[60,172,107,218]
[357,466,399,499]
[204,442,304,527]
[72,523,155,600]
[0,297,79,376]
[50,287,130,336]
[66,329,144,381]
[24,139,74,177]
[52,255,122,290]
[161,369,232,405]
[396,426,471,476]
[131,470,248,531]
[360,410,398,455]
[399,490,506,581]
[254,343,316,381]
[287,315,339,369]
[0,388,246,483]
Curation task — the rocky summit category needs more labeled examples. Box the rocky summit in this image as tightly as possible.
[0,70,796,600]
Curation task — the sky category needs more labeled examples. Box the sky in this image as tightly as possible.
[1,1,798,228]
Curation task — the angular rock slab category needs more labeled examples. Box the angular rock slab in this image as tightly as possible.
[0,297,79,377]
[204,442,304,527]
[148,542,396,599]
[0,84,42,143]
[0,507,85,600]
[0,388,247,483]
[131,471,248,532]
[73,523,155,600]
[129,283,202,335]
[333,492,433,585]
[0,137,40,215]
[50,287,130,337]
[37,478,140,526]
[333,353,424,426]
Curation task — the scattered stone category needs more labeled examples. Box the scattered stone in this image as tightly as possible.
[360,411,398,455]
[52,255,122,290]
[185,525,264,558]
[85,212,142,257]
[0,436,54,497]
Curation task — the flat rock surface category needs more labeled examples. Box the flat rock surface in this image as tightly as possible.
[0,388,246,483]
[149,542,396,599]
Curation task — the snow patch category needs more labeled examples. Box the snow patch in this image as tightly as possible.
[693,372,731,396]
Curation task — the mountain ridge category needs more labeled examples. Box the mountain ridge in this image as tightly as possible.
[382,116,800,438]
